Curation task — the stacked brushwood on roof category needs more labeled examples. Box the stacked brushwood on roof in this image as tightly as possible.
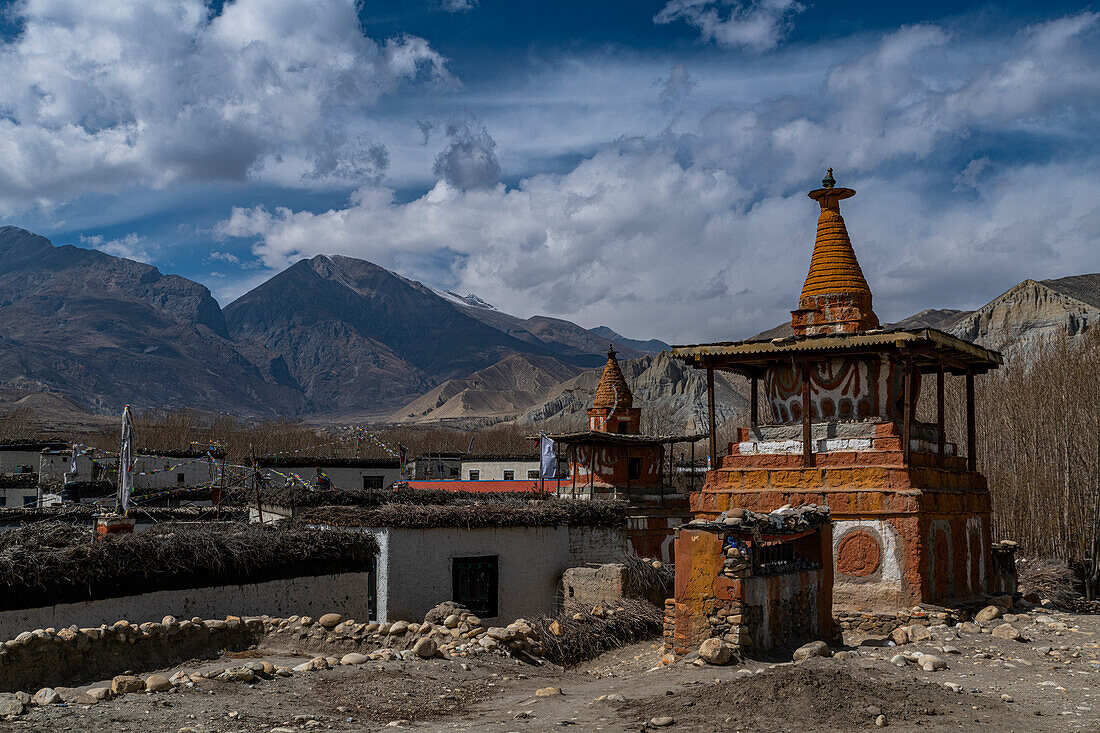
[295,499,625,529]
[0,522,377,611]
[253,485,551,508]
[0,506,248,524]
[0,473,36,489]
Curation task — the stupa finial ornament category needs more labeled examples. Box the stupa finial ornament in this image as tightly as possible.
[822,167,835,189]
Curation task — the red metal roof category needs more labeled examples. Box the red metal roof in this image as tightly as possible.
[403,480,548,493]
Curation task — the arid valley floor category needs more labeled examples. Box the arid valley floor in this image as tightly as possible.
[3,604,1100,733]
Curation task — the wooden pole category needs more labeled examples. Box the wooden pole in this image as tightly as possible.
[801,362,813,468]
[707,362,717,468]
[690,440,695,492]
[966,372,976,472]
[901,357,912,466]
[936,366,945,467]
[750,375,759,429]
[571,444,576,497]
[250,444,263,525]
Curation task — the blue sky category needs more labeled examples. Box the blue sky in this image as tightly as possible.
[0,0,1096,342]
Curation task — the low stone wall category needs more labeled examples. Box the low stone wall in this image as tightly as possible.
[0,605,545,695]
[0,617,262,692]
[833,607,961,637]
[0,572,373,641]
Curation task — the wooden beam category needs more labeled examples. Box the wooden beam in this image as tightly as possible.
[750,376,759,428]
[936,366,945,468]
[901,355,912,466]
[966,372,976,472]
[707,362,717,469]
[801,362,813,468]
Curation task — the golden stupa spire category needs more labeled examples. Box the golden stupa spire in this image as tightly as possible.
[791,169,880,335]
[592,344,633,409]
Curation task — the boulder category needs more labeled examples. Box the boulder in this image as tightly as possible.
[145,675,172,692]
[341,653,370,665]
[389,621,409,635]
[957,622,980,634]
[0,693,24,716]
[548,620,565,637]
[443,614,461,629]
[535,687,562,697]
[907,625,932,642]
[33,688,62,706]
[917,654,948,671]
[413,638,438,658]
[991,624,1023,641]
[793,641,830,662]
[990,595,1014,610]
[698,638,731,665]
[975,606,1002,623]
[889,627,909,646]
[318,613,342,629]
[111,675,146,695]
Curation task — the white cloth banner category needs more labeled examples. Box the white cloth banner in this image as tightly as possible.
[118,405,135,512]
[539,434,557,480]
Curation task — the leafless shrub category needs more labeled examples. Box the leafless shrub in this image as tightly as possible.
[620,554,674,602]
[255,485,551,508]
[531,598,662,667]
[1017,557,1079,608]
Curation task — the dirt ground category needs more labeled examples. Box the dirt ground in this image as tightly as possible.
[3,605,1100,732]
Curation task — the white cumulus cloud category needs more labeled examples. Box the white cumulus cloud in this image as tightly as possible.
[655,0,806,53]
[0,0,454,212]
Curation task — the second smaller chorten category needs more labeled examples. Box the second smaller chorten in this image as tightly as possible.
[587,345,640,434]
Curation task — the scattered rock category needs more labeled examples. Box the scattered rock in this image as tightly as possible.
[650,716,676,727]
[889,627,909,646]
[318,613,342,628]
[33,688,62,706]
[548,620,565,637]
[957,622,980,634]
[413,638,438,658]
[1001,694,1014,702]
[112,675,146,695]
[341,653,370,665]
[875,713,888,727]
[699,638,731,665]
[145,675,172,692]
[991,624,1022,641]
[889,654,908,667]
[535,687,563,697]
[975,606,1002,623]
[87,687,112,701]
[917,654,948,671]
[444,614,461,629]
[943,682,962,693]
[389,620,409,635]
[793,640,830,662]
[0,693,24,716]
[907,625,932,642]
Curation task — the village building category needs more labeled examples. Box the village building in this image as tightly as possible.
[543,346,705,563]
[252,499,627,623]
[256,456,402,492]
[671,170,1005,611]
[40,447,225,495]
[0,441,66,475]
[405,453,463,480]
[459,455,541,482]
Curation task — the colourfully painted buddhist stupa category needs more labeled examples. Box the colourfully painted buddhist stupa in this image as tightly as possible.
[671,170,1013,610]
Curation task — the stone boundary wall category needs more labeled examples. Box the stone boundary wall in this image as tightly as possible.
[0,573,373,641]
[0,607,544,694]
[0,617,262,692]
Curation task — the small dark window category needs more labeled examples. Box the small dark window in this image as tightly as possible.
[628,457,641,480]
[22,496,35,506]
[468,470,480,481]
[177,473,186,484]
[0,496,6,507]
[363,475,383,491]
[453,556,498,618]
[527,469,539,479]
[617,422,627,433]
[503,470,514,480]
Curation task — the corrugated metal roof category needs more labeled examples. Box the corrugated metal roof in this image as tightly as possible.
[671,327,1001,374]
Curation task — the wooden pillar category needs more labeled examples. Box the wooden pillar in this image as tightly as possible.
[901,356,912,466]
[690,440,695,492]
[966,372,976,472]
[801,362,813,468]
[750,375,759,429]
[936,366,945,467]
[707,362,717,468]
[571,444,576,496]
